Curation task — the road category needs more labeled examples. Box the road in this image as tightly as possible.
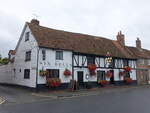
[0,86,150,113]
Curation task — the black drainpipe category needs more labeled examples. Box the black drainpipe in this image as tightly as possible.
[36,48,40,92]
[72,52,74,80]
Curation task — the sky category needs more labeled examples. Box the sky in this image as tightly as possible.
[0,0,150,57]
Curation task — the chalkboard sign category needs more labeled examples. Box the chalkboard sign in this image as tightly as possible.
[68,80,77,91]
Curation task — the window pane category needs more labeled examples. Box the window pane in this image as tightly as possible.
[87,56,95,64]
[25,51,31,61]
[24,69,30,79]
[56,51,63,60]
[42,50,46,60]
[47,69,59,78]
[123,60,128,67]
[25,32,29,41]
[97,71,105,80]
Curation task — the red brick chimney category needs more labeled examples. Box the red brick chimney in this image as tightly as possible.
[30,19,39,25]
[116,31,125,46]
[136,38,141,49]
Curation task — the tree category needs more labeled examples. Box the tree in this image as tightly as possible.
[0,57,9,65]
[0,54,1,60]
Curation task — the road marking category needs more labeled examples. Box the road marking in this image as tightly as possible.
[0,97,5,105]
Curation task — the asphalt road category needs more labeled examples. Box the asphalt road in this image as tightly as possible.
[1,86,150,113]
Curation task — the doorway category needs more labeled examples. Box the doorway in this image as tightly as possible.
[110,70,114,84]
[77,71,84,87]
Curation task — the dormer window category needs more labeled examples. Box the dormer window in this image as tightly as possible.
[25,32,30,41]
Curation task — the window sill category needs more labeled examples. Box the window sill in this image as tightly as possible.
[56,59,63,61]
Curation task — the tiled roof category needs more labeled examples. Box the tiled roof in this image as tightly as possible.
[127,47,150,59]
[27,22,135,59]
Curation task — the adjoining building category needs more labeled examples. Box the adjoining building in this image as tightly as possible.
[127,38,150,85]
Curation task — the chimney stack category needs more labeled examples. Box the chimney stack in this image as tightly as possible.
[30,19,39,25]
[136,38,141,49]
[116,31,125,46]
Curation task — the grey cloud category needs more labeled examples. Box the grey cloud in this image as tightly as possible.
[0,0,150,57]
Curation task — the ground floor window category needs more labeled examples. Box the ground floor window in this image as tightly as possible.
[97,71,106,81]
[125,72,130,78]
[24,69,30,79]
[46,69,59,78]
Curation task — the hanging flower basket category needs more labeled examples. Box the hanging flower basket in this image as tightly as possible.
[88,64,96,71]
[98,80,109,86]
[46,78,61,88]
[106,71,112,78]
[88,64,96,76]
[64,69,71,77]
[39,70,48,77]
[124,78,133,84]
[124,66,132,72]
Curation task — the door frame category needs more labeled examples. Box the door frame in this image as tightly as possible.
[109,70,114,84]
[77,71,84,86]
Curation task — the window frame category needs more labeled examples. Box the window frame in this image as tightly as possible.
[87,56,95,65]
[123,59,128,67]
[42,50,46,60]
[97,71,106,81]
[46,69,59,78]
[25,51,31,61]
[24,69,30,79]
[25,32,30,42]
[56,51,63,60]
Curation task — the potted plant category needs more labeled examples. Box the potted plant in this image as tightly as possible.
[98,80,109,86]
[39,70,48,77]
[88,64,96,76]
[64,69,71,77]
[46,78,61,88]
[124,77,133,84]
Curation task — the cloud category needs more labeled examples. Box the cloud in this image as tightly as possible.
[0,0,150,57]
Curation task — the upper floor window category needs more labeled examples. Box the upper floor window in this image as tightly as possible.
[25,51,31,61]
[139,59,145,65]
[25,32,30,41]
[56,51,63,60]
[24,69,30,79]
[123,59,128,67]
[87,56,95,65]
[42,50,46,60]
